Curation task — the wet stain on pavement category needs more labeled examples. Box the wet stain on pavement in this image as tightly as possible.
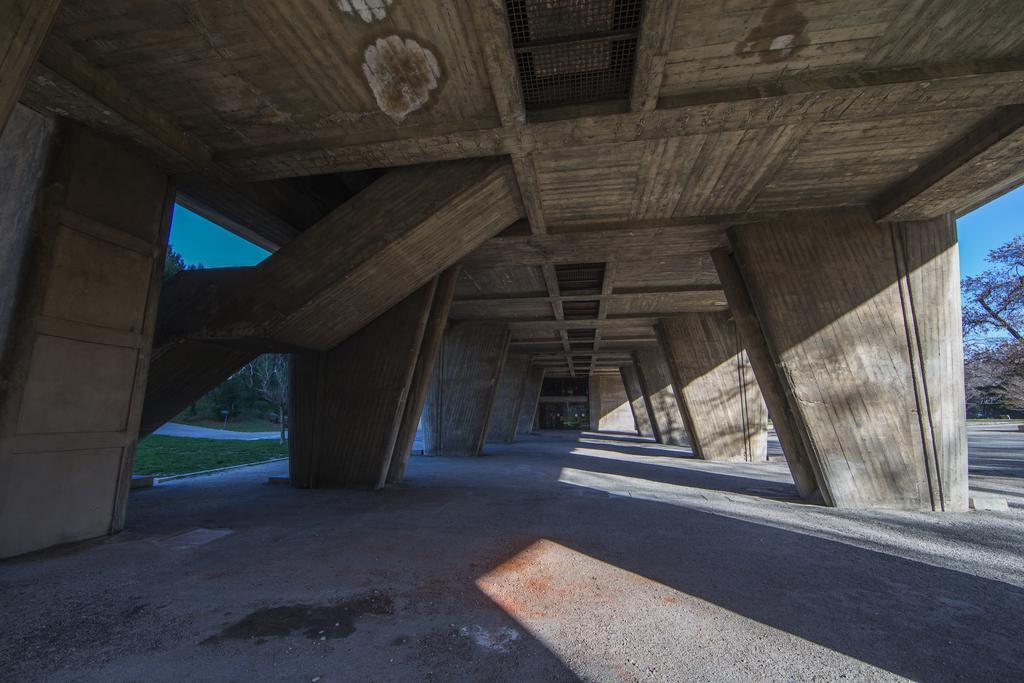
[203,591,393,644]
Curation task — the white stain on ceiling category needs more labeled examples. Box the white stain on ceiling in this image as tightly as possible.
[337,0,392,23]
[362,35,441,124]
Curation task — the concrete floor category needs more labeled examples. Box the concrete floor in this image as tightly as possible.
[2,428,1023,682]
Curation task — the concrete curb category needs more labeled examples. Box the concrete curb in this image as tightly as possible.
[152,457,288,484]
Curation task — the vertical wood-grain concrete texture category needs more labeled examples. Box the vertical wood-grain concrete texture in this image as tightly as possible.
[620,364,655,438]
[423,322,510,457]
[487,353,531,443]
[516,366,545,435]
[730,209,968,510]
[658,314,768,462]
[0,121,173,558]
[141,159,522,435]
[633,347,688,447]
[289,281,437,490]
[0,1,61,134]
[712,249,820,498]
[387,267,459,485]
[589,372,637,433]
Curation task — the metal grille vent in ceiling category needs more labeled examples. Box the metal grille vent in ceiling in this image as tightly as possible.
[555,262,606,293]
[563,300,601,320]
[506,0,643,110]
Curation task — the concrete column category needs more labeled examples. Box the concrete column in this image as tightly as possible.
[290,279,438,489]
[588,372,637,433]
[386,267,458,484]
[487,353,531,443]
[730,209,968,510]
[657,313,768,462]
[712,249,820,499]
[620,364,655,438]
[0,116,174,558]
[633,347,688,447]
[515,366,545,435]
[423,321,510,457]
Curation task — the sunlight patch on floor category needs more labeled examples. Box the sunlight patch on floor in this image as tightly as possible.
[475,538,893,681]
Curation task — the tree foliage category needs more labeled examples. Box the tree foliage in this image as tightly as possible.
[242,354,290,443]
[163,245,204,281]
[963,235,1024,415]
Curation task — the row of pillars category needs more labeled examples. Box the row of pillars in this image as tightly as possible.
[610,213,967,513]
[0,107,968,559]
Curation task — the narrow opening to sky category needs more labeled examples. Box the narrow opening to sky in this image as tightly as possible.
[168,205,270,268]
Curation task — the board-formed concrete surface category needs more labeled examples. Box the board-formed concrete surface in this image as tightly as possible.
[1,427,1022,681]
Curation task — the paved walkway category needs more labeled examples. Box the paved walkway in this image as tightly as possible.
[2,427,1022,680]
[154,423,285,441]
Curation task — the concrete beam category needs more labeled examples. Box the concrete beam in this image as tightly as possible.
[423,322,510,457]
[158,158,522,351]
[0,119,173,558]
[142,160,521,434]
[729,209,968,510]
[289,280,437,490]
[0,0,60,135]
[658,313,768,462]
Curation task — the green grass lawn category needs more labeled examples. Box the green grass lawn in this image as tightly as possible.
[134,436,287,477]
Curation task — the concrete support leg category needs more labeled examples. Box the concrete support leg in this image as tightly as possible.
[423,322,510,457]
[657,313,768,462]
[516,366,545,436]
[589,372,637,433]
[729,209,968,510]
[712,249,820,498]
[386,267,458,484]
[487,353,531,443]
[620,364,655,438]
[141,159,522,435]
[0,116,174,558]
[633,348,688,447]
[290,279,438,489]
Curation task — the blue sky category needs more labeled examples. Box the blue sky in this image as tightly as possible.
[168,206,269,268]
[168,186,1024,276]
[957,186,1023,277]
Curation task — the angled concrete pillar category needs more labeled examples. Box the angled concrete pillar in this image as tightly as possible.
[620,364,655,438]
[141,158,522,435]
[712,249,820,498]
[730,209,968,510]
[423,321,510,457]
[386,267,458,485]
[487,353,531,443]
[516,366,545,435]
[657,313,768,462]
[290,279,438,490]
[0,117,174,558]
[589,372,636,433]
[633,347,688,447]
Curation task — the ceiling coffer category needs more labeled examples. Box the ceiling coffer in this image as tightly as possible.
[506,0,644,110]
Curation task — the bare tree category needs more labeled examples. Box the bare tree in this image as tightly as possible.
[243,354,290,443]
[963,235,1024,342]
[962,235,1024,413]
